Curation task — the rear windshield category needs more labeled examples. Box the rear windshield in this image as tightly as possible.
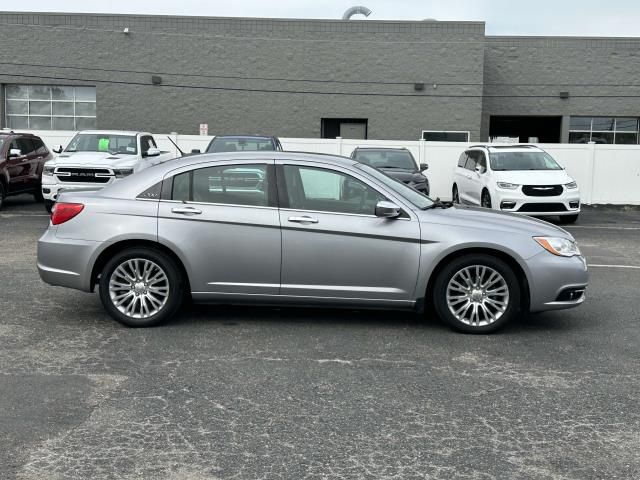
[65,134,138,155]
[490,151,563,171]
[207,137,274,153]
[353,150,416,170]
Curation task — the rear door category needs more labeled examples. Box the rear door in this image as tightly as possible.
[276,160,421,304]
[157,159,281,296]
[458,151,477,205]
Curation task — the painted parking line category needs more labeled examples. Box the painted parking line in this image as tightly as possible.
[589,264,640,270]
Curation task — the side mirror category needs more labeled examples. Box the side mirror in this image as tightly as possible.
[53,145,63,154]
[144,147,161,157]
[191,149,201,154]
[420,163,429,171]
[9,148,22,158]
[375,200,402,219]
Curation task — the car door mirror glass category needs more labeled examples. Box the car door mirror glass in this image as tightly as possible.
[53,145,64,154]
[420,163,429,171]
[9,148,21,158]
[375,200,402,218]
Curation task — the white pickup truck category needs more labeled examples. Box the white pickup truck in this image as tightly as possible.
[41,130,178,212]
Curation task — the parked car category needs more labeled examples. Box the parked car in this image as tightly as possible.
[452,145,581,224]
[190,135,283,155]
[41,131,178,212]
[38,152,588,333]
[0,130,52,210]
[350,147,430,195]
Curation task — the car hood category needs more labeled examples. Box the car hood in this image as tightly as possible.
[379,168,424,183]
[419,205,573,239]
[51,151,138,168]
[492,169,574,185]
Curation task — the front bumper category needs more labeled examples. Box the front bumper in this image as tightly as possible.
[494,188,581,217]
[527,251,589,313]
[41,175,110,202]
[37,228,102,292]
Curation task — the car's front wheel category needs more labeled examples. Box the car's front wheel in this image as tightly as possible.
[481,190,492,209]
[433,254,521,334]
[0,182,5,210]
[452,184,460,204]
[99,248,184,327]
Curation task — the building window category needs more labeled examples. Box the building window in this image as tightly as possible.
[321,118,368,139]
[569,117,639,145]
[4,84,96,131]
[422,131,470,142]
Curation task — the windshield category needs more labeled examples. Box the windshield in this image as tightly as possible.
[65,134,138,155]
[356,163,434,210]
[353,150,416,170]
[490,151,563,171]
[207,137,274,153]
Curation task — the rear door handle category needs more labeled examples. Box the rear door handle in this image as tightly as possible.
[288,216,319,224]
[172,206,202,215]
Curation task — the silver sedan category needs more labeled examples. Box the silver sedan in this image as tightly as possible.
[37,152,588,333]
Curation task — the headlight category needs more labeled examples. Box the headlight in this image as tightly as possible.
[113,168,134,178]
[43,164,55,175]
[565,181,578,190]
[497,182,520,190]
[534,236,581,257]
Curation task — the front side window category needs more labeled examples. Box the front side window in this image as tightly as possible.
[172,164,270,207]
[207,137,274,153]
[10,138,36,156]
[4,84,96,131]
[464,152,478,171]
[141,136,157,155]
[65,134,137,155]
[490,151,562,171]
[352,150,417,170]
[283,165,385,216]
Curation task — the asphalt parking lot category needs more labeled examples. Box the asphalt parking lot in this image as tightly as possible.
[1,194,639,480]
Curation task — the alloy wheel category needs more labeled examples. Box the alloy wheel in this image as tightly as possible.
[108,258,170,319]
[446,265,510,327]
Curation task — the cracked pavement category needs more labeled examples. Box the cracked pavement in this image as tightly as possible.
[1,196,639,479]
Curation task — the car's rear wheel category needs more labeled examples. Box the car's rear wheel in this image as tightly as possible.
[452,185,460,204]
[99,248,184,327]
[44,200,54,214]
[433,254,520,334]
[558,214,579,224]
[481,190,492,209]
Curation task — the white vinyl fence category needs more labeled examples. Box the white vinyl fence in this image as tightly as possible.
[22,130,640,205]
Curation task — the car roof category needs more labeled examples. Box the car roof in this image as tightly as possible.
[353,147,408,151]
[75,130,146,136]
[211,135,278,140]
[0,130,40,138]
[468,144,544,153]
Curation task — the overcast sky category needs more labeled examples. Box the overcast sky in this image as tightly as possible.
[4,0,640,36]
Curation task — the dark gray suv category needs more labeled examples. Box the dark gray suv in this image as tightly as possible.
[351,147,429,195]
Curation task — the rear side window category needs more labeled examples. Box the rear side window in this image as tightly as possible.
[171,164,271,207]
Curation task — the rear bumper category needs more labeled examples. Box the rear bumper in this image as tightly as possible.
[527,252,589,313]
[37,228,102,292]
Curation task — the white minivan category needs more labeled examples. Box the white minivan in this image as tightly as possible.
[452,145,581,224]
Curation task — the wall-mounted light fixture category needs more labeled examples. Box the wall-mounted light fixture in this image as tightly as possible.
[414,83,425,91]
[123,27,130,34]
[151,75,162,85]
[560,91,570,99]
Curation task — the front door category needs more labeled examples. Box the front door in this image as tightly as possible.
[157,160,281,296]
[276,161,421,304]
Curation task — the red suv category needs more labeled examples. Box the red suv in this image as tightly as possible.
[0,131,52,210]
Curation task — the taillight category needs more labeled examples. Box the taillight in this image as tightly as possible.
[51,203,85,225]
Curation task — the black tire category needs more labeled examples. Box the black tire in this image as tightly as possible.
[44,200,54,214]
[34,187,44,203]
[433,254,521,334]
[0,182,5,211]
[452,185,460,204]
[481,190,492,209]
[99,247,184,327]
[558,214,579,224]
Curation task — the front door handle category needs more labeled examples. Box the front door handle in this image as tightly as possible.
[288,216,319,224]
[172,206,202,215]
